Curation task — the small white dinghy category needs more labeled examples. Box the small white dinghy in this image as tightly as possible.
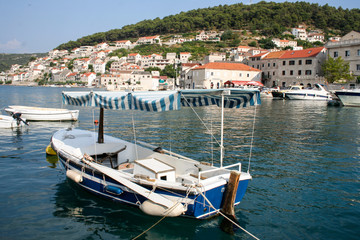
[5,105,79,121]
[0,114,27,128]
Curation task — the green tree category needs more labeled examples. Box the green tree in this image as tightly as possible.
[248,41,257,47]
[258,38,276,49]
[105,61,114,72]
[322,57,353,83]
[88,64,94,72]
[161,64,176,78]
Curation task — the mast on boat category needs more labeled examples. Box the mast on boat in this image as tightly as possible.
[220,89,230,168]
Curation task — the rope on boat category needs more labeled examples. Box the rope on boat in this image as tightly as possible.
[132,188,192,240]
[247,104,257,173]
[181,93,221,148]
[196,188,260,240]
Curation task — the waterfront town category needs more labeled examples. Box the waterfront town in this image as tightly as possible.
[1,28,359,91]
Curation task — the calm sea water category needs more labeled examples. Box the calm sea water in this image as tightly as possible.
[0,85,359,240]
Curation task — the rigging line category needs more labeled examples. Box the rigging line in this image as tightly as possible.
[181,93,221,147]
[247,104,257,173]
[195,188,260,240]
[131,109,139,160]
[210,110,214,166]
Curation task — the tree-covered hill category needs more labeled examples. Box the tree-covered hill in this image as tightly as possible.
[56,1,360,50]
[0,53,47,72]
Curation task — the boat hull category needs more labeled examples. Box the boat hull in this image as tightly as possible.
[57,155,250,219]
[285,93,331,100]
[5,106,79,121]
[335,90,360,106]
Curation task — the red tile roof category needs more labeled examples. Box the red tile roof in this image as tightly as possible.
[279,47,325,59]
[194,62,260,71]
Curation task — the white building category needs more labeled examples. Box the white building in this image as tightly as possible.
[114,40,133,49]
[292,28,307,41]
[136,36,161,45]
[272,39,298,49]
[186,62,261,89]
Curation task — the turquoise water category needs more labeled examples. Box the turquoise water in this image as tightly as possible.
[0,85,359,240]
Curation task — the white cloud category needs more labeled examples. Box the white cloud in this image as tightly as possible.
[0,39,24,52]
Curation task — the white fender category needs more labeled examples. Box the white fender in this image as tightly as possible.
[66,170,83,183]
[140,200,185,217]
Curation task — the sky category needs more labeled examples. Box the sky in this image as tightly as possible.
[0,0,358,54]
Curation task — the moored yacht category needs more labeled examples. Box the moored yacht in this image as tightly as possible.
[334,89,360,106]
[285,84,332,101]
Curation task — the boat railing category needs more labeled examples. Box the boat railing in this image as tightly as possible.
[198,162,241,181]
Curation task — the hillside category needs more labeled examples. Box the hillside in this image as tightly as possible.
[56,1,360,50]
[0,53,47,72]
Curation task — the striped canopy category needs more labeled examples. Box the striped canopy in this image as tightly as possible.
[62,89,260,112]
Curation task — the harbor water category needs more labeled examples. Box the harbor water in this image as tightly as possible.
[0,85,359,240]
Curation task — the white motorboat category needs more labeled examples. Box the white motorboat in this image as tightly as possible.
[4,105,79,121]
[0,114,27,128]
[50,89,261,219]
[334,89,360,106]
[285,84,332,101]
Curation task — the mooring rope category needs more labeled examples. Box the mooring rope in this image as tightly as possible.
[132,188,192,240]
[196,188,260,240]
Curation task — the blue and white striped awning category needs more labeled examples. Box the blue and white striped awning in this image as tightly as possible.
[62,89,260,112]
[181,89,261,108]
[62,91,180,112]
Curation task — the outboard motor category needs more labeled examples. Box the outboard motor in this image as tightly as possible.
[12,112,28,126]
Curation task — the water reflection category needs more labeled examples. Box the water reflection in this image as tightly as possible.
[46,154,59,168]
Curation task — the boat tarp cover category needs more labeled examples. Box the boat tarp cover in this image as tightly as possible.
[62,89,260,112]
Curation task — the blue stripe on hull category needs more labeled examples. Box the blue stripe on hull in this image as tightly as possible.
[59,157,250,219]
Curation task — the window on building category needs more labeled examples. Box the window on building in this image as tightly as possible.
[239,73,242,77]
[282,71,286,75]
[273,63,276,67]
[298,60,302,65]
[298,70,302,75]
[345,50,350,57]
[283,61,286,66]
[211,72,214,76]
[273,71,275,75]
[268,63,270,67]
[358,49,360,56]
[357,64,360,71]
[334,51,338,58]
[289,60,295,65]
[247,74,250,77]
[290,70,294,75]
[262,64,264,68]
[305,70,312,75]
[305,60,312,65]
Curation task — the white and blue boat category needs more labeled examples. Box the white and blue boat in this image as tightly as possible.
[334,89,360,107]
[50,89,260,219]
[285,83,332,101]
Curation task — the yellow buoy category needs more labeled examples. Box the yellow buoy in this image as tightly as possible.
[46,144,56,155]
